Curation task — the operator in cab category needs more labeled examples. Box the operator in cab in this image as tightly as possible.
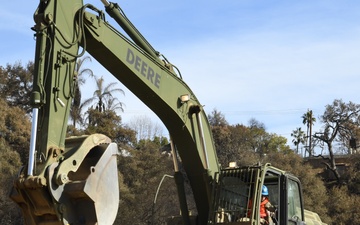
[259,185,276,225]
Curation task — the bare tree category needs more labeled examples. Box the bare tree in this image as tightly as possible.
[313,99,360,183]
[128,115,164,142]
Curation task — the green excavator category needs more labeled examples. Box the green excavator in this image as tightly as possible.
[10,1,327,225]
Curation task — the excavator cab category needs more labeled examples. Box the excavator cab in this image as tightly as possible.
[210,163,306,225]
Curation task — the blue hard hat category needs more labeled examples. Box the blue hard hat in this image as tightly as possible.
[262,185,269,196]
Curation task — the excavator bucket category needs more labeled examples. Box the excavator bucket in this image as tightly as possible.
[10,134,120,225]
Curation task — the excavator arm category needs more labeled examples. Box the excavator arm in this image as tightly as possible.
[83,1,221,222]
[11,0,219,224]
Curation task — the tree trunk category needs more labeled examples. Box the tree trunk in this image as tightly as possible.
[328,144,341,183]
[309,121,312,155]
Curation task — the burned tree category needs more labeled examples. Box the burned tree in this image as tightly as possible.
[313,99,360,183]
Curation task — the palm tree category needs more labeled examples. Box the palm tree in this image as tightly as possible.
[106,97,125,112]
[291,127,306,155]
[83,76,125,113]
[302,109,316,156]
[70,56,95,127]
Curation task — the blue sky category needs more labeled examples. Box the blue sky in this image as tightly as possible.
[1,1,360,150]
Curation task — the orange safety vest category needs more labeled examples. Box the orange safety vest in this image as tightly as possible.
[260,198,270,218]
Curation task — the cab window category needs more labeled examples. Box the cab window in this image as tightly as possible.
[287,179,303,223]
